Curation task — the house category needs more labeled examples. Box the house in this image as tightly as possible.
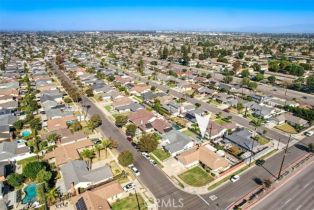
[130,84,150,96]
[162,130,194,156]
[128,109,155,131]
[60,160,113,193]
[112,97,133,109]
[207,121,237,139]
[184,108,207,123]
[251,94,271,104]
[45,109,73,120]
[41,89,63,103]
[249,104,277,119]
[44,139,93,166]
[150,118,173,134]
[273,113,309,127]
[71,181,125,210]
[218,83,234,92]
[224,128,260,152]
[0,161,12,182]
[0,114,17,126]
[177,144,229,172]
[47,115,77,132]
[0,141,34,162]
[115,102,144,113]
[0,125,11,142]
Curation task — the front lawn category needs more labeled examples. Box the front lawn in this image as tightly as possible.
[112,194,147,210]
[104,105,112,112]
[253,136,270,145]
[179,166,213,187]
[17,156,37,166]
[275,123,298,134]
[215,118,228,126]
[152,149,170,161]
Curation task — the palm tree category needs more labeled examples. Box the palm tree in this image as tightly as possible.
[81,149,95,170]
[94,144,103,160]
[46,133,61,144]
[46,188,59,206]
[101,139,112,158]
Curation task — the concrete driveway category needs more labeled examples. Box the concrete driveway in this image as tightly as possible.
[162,157,186,177]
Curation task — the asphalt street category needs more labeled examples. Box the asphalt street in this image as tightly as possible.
[253,161,314,210]
[50,62,314,210]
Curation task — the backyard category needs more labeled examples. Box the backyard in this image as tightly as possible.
[178,166,214,187]
[275,123,298,134]
[111,194,147,210]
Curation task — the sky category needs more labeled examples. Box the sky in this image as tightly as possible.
[0,0,314,32]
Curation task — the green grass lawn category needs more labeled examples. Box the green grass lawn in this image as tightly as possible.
[112,194,147,210]
[215,118,228,126]
[275,123,298,134]
[254,136,270,145]
[104,105,112,112]
[152,149,170,161]
[179,166,214,187]
[182,129,198,138]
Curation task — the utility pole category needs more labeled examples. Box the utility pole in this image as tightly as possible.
[277,138,281,150]
[277,135,291,180]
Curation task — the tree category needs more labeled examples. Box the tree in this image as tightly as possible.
[69,121,82,132]
[264,179,272,188]
[94,144,103,160]
[126,124,137,137]
[29,118,42,131]
[223,75,233,84]
[232,61,241,73]
[46,188,59,205]
[13,120,24,130]
[306,75,314,90]
[137,59,144,75]
[241,69,250,78]
[138,133,159,153]
[115,114,128,127]
[46,133,60,144]
[23,161,47,181]
[36,169,52,183]
[252,63,261,72]
[118,150,134,167]
[309,143,314,153]
[254,73,264,82]
[101,139,112,158]
[7,173,25,188]
[267,75,276,84]
[237,51,244,59]
[81,149,95,170]
[88,114,102,131]
[85,87,94,97]
[248,81,258,90]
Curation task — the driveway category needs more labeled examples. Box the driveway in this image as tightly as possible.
[163,157,187,177]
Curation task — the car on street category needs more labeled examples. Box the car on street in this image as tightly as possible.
[141,152,150,159]
[255,159,265,166]
[149,158,157,165]
[304,131,313,137]
[128,164,140,176]
[230,175,240,182]
[123,183,135,192]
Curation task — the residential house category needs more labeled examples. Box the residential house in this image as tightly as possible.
[60,160,113,193]
[0,141,34,162]
[128,109,155,132]
[162,130,194,156]
[177,144,229,172]
[273,112,309,127]
[47,115,77,132]
[224,128,260,152]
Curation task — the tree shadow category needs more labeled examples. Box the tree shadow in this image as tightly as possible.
[253,177,263,185]
[294,143,309,152]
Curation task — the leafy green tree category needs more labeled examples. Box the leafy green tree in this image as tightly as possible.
[118,150,134,167]
[29,118,42,131]
[13,120,24,130]
[251,63,261,72]
[7,173,25,188]
[223,75,233,84]
[138,133,159,153]
[46,133,60,144]
[306,75,314,90]
[36,169,52,183]
[267,76,276,84]
[254,73,264,82]
[114,114,128,127]
[248,81,258,90]
[69,121,82,132]
[94,144,103,159]
[46,188,59,205]
[88,114,102,131]
[23,161,47,181]
[241,69,250,78]
[85,87,94,97]
[126,124,137,137]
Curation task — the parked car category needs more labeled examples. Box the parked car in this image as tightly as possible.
[141,152,150,159]
[91,138,101,144]
[128,164,140,176]
[123,183,135,192]
[304,131,313,137]
[230,175,240,182]
[149,158,157,165]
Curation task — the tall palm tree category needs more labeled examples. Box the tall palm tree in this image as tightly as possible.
[101,139,112,158]
[46,188,59,206]
[81,149,95,170]
[94,144,103,160]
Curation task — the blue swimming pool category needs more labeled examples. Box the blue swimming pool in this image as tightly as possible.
[21,130,31,137]
[22,183,37,204]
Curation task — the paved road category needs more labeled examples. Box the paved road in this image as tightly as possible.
[140,56,314,106]
[50,61,314,210]
[253,161,314,210]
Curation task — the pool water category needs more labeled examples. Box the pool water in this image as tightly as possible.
[21,130,31,137]
[22,183,37,204]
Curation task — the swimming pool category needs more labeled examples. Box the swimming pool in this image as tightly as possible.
[21,130,31,137]
[22,183,37,204]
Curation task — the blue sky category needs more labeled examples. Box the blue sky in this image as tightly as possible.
[1,0,314,32]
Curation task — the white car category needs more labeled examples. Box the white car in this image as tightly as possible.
[304,131,314,137]
[230,175,240,182]
[149,158,157,165]
[131,166,140,176]
[141,152,150,159]
[123,183,135,192]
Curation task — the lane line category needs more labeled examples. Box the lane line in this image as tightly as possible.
[197,194,210,206]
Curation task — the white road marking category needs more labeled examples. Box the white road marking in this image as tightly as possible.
[283,198,292,206]
[197,194,210,206]
[296,205,303,210]
[209,195,218,201]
